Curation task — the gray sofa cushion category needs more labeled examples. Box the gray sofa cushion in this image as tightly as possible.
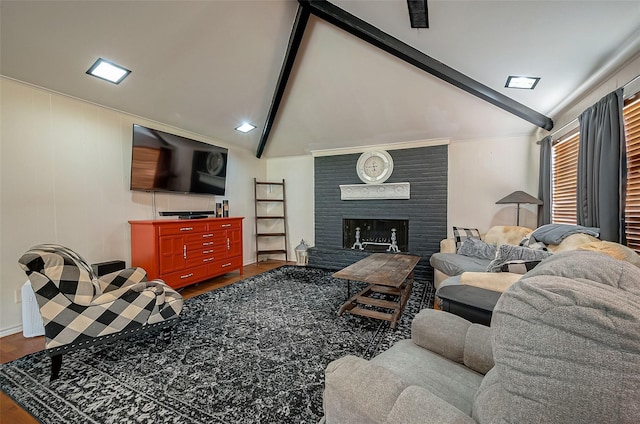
[324,355,410,424]
[439,275,462,289]
[372,340,484,416]
[411,310,494,375]
[430,253,491,276]
[411,309,471,363]
[471,367,503,423]
[386,386,477,424]
[463,325,493,375]
[474,251,640,424]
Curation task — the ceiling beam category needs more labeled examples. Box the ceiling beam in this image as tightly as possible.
[407,0,429,28]
[300,0,554,131]
[258,0,553,157]
[256,5,311,158]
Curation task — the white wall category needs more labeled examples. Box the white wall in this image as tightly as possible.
[0,78,267,335]
[266,155,315,259]
[446,54,640,238]
[539,54,640,140]
[448,135,539,235]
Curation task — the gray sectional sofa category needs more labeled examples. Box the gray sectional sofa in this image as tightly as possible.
[322,250,640,423]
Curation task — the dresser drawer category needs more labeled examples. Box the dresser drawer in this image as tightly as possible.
[185,231,225,244]
[163,265,209,289]
[185,240,211,256]
[186,254,218,268]
[209,220,240,231]
[185,242,217,267]
[158,222,209,236]
[209,256,242,275]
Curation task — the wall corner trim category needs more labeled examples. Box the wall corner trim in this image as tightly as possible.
[311,138,450,157]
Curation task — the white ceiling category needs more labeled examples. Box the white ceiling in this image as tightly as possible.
[2,0,640,158]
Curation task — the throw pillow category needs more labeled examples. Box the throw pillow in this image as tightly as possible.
[499,260,543,274]
[487,244,552,272]
[453,226,481,251]
[458,237,497,260]
[531,224,600,245]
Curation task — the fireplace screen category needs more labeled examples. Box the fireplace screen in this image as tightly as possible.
[343,218,408,253]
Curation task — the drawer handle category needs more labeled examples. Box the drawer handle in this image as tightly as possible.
[203,250,214,254]
[180,273,194,279]
[203,257,214,262]
[221,262,232,268]
[203,242,214,246]
[221,224,232,228]
[180,227,193,231]
[202,234,214,238]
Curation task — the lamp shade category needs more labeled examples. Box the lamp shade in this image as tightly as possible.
[495,191,542,205]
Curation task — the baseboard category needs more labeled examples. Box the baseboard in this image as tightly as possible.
[0,324,23,338]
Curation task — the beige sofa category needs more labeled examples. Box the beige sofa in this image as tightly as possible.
[431,225,601,293]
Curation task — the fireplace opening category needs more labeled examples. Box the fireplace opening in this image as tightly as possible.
[343,218,409,253]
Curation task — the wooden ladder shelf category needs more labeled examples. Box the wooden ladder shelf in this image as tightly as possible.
[254,178,289,262]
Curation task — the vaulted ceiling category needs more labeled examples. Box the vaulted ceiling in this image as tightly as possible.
[2,0,639,158]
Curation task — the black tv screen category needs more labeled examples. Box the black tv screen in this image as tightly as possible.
[130,124,228,195]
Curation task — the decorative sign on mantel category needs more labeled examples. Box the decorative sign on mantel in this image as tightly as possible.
[339,182,410,200]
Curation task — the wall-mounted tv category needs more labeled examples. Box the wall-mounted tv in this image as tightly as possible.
[130,124,228,196]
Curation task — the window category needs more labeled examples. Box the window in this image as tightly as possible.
[624,95,640,252]
[551,131,579,224]
[549,89,640,251]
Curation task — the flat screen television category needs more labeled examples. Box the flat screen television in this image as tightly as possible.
[130,124,228,196]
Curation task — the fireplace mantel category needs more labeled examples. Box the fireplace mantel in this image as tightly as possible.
[339,182,410,200]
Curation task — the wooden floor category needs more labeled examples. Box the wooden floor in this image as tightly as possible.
[0,260,289,424]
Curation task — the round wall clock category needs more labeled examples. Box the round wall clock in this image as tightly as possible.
[356,150,394,184]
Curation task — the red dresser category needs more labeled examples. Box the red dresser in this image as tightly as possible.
[129,217,243,289]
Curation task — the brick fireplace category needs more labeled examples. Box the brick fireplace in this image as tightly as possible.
[309,144,447,282]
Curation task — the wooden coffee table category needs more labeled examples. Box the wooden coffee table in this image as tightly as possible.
[333,253,421,329]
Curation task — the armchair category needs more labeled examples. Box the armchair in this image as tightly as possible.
[323,251,640,423]
[18,244,183,380]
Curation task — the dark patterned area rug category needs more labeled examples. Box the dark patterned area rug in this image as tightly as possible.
[0,266,435,424]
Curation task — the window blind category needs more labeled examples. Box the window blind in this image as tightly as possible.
[552,131,579,224]
[624,96,640,252]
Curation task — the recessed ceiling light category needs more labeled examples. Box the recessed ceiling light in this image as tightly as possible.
[505,76,540,90]
[86,58,131,84]
[235,123,256,133]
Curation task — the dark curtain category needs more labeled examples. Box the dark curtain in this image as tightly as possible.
[537,135,552,226]
[577,88,626,242]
